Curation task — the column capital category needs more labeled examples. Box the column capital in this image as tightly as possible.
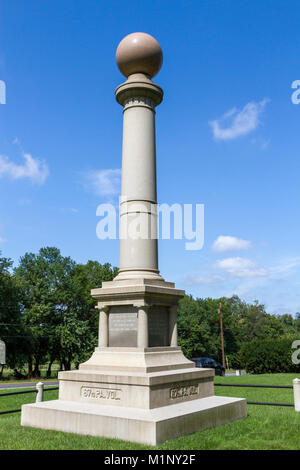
[115,73,163,107]
[169,305,178,313]
[96,304,110,313]
[134,302,151,309]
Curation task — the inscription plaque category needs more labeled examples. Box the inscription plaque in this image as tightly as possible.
[148,307,169,347]
[109,306,138,347]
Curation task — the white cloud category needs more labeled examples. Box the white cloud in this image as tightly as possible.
[212,235,252,253]
[85,169,121,197]
[185,274,224,286]
[59,207,79,214]
[0,152,49,184]
[209,98,270,140]
[0,237,7,243]
[269,257,300,277]
[215,257,267,278]
[250,137,271,150]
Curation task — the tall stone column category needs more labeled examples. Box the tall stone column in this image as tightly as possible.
[114,34,164,281]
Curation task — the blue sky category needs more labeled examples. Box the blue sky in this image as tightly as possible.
[0,0,300,315]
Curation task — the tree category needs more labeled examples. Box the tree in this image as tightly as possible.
[177,294,296,368]
[65,260,118,368]
[178,296,220,359]
[15,247,77,377]
[14,247,118,377]
[295,313,300,333]
[0,251,26,376]
[239,337,300,374]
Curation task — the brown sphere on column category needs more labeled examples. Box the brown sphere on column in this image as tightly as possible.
[116,32,163,78]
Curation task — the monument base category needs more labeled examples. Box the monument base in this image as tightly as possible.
[21,395,246,446]
[21,279,247,445]
[21,362,247,445]
[57,361,215,409]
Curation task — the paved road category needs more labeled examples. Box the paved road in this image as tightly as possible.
[225,372,247,376]
[0,381,58,390]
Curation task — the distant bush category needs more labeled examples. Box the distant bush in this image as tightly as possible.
[227,352,243,370]
[239,337,300,374]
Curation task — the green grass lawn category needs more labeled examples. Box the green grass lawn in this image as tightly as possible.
[0,366,60,382]
[0,373,299,450]
[0,378,59,385]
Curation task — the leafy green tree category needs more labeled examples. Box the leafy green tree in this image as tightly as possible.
[56,260,117,370]
[0,251,27,376]
[15,248,118,377]
[178,296,220,359]
[295,313,300,333]
[239,336,300,374]
[277,313,299,337]
[177,294,297,368]
[15,247,78,376]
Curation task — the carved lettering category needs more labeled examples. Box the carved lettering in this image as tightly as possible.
[81,387,121,401]
[170,384,199,399]
[109,313,138,332]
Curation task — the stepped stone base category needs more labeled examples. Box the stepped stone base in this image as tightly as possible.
[58,365,214,409]
[78,346,196,373]
[21,395,247,446]
[21,362,247,445]
[21,280,247,445]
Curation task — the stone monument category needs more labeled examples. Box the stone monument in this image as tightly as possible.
[21,32,247,445]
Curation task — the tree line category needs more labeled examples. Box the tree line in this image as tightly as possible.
[0,247,117,378]
[1,246,300,378]
[177,295,300,368]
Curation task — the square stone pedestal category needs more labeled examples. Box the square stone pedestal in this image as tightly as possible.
[21,357,246,445]
[21,279,247,445]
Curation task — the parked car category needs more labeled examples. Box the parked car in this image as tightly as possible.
[191,357,225,376]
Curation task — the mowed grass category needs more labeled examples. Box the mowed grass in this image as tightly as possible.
[0,366,60,383]
[0,378,58,385]
[0,373,300,450]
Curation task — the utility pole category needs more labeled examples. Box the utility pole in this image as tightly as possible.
[218,302,226,369]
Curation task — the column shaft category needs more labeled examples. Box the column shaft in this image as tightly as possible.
[98,308,109,347]
[137,306,149,348]
[119,98,158,275]
[115,74,163,281]
[169,306,178,347]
